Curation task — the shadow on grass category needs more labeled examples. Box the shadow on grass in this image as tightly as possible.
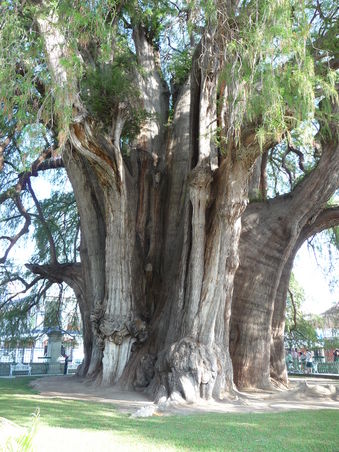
[1,378,338,451]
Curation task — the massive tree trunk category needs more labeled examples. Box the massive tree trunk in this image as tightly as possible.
[151,153,251,401]
[230,141,339,389]
[35,4,339,401]
[37,8,260,399]
[123,26,260,401]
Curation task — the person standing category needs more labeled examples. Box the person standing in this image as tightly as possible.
[292,348,299,371]
[61,347,69,375]
[286,350,293,371]
[306,349,313,374]
[63,354,69,375]
[300,351,306,373]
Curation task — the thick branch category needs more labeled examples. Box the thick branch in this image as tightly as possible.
[289,140,339,220]
[37,8,83,115]
[299,206,339,243]
[132,25,169,161]
[26,262,83,292]
[26,262,85,324]
[0,275,44,312]
[289,145,305,172]
[0,149,63,205]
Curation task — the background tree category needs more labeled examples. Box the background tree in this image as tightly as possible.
[0,125,82,350]
[284,274,319,350]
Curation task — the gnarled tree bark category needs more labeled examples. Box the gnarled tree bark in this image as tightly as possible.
[230,141,339,389]
[33,3,339,402]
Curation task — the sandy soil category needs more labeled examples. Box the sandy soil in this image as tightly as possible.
[29,375,339,416]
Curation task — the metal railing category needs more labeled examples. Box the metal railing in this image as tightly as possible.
[0,347,46,364]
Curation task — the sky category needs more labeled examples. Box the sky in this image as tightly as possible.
[293,243,338,315]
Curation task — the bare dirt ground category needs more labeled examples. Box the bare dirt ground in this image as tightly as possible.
[30,375,339,416]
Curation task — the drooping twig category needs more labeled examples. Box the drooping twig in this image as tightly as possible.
[0,195,31,264]
[27,179,58,264]
[288,287,298,331]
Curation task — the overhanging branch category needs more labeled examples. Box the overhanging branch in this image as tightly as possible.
[0,274,44,312]
[0,148,64,205]
[301,206,339,242]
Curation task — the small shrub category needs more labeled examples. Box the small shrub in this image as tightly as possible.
[4,409,39,452]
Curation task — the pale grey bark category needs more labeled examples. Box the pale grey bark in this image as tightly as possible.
[132,26,169,162]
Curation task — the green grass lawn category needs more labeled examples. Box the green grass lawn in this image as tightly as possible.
[0,377,338,451]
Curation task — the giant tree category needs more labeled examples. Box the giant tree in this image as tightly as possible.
[1,0,338,401]
[228,0,339,389]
